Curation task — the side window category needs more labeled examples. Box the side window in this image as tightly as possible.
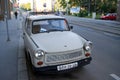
[25,19,31,35]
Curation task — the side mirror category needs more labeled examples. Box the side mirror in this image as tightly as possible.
[70,26,73,30]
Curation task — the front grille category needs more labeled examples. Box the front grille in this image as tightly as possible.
[45,51,82,63]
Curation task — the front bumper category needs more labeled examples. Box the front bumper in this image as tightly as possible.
[33,57,92,73]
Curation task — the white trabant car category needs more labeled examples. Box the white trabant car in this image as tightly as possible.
[23,15,92,73]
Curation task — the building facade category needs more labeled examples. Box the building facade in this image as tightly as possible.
[0,0,12,21]
[31,0,53,12]
[0,0,5,20]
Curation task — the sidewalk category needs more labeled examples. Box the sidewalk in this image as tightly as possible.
[0,14,28,80]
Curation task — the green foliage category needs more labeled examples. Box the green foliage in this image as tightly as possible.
[20,3,31,11]
[58,0,66,9]
[58,0,117,15]
[96,0,117,14]
[72,10,88,17]
[79,10,88,17]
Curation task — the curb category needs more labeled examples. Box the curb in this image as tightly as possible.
[18,31,28,80]
[18,20,28,80]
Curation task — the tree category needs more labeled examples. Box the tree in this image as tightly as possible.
[58,0,117,16]
[20,3,31,11]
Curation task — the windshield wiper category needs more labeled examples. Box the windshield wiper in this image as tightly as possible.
[47,29,64,32]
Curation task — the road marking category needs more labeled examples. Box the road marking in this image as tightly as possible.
[110,74,120,80]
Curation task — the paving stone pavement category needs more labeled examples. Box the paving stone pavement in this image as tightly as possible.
[0,14,28,80]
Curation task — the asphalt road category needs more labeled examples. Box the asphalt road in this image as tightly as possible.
[26,18,120,80]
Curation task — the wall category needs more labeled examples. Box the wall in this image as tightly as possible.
[0,0,5,20]
[36,0,52,12]
[0,0,12,21]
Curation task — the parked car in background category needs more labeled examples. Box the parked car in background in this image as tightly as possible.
[55,11,65,16]
[23,14,92,73]
[101,13,117,20]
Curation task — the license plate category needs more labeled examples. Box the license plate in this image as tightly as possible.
[57,62,78,71]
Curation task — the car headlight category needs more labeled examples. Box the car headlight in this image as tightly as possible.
[84,41,92,51]
[35,50,44,59]
[84,45,91,51]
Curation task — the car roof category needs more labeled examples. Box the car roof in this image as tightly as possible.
[27,15,65,21]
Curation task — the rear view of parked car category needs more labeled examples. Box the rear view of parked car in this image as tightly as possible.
[101,13,117,20]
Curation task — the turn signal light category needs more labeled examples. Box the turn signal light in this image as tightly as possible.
[85,53,90,57]
[37,61,43,65]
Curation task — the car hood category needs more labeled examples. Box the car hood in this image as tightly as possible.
[31,31,85,53]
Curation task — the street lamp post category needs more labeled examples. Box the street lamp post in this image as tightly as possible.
[88,0,91,16]
[92,0,96,19]
[5,0,10,41]
[66,0,69,15]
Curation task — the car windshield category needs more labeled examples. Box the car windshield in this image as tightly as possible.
[106,14,111,16]
[32,19,69,34]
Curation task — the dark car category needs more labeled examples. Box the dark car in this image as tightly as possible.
[101,13,117,20]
